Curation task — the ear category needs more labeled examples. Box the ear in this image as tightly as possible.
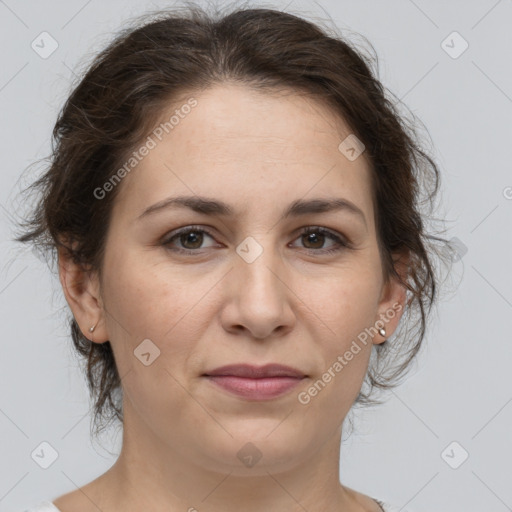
[373,250,410,345]
[57,244,108,344]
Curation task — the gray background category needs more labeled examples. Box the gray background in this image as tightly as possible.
[1,1,511,511]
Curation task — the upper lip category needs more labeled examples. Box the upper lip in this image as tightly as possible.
[203,364,306,379]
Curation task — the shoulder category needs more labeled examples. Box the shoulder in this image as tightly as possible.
[345,486,408,512]
[374,502,403,512]
[344,485,396,512]
[21,501,61,512]
[374,499,421,512]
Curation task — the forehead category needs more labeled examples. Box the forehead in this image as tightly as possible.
[112,83,374,225]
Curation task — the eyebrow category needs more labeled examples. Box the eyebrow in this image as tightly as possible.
[137,195,367,227]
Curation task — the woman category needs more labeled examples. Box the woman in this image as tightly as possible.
[17,3,452,511]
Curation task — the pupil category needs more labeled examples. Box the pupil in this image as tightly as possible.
[182,231,202,249]
[305,232,323,248]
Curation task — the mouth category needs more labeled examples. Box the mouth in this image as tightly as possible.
[202,364,307,400]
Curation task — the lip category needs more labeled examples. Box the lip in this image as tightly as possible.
[204,363,306,379]
[203,364,307,400]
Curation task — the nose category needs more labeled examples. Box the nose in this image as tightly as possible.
[220,237,296,340]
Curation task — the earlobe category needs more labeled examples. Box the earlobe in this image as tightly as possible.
[57,245,107,343]
[374,251,410,344]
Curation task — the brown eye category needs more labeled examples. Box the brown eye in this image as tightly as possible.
[179,230,204,249]
[162,226,217,253]
[301,231,326,249]
[290,227,349,255]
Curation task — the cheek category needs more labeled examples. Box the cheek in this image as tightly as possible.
[310,270,381,343]
[99,254,206,427]
[100,248,215,381]
[102,245,198,336]
[305,271,380,396]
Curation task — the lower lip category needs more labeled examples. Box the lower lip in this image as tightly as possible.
[204,375,304,400]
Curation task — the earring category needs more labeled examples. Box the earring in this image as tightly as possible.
[89,324,96,333]
[378,327,386,338]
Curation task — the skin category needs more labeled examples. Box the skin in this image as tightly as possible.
[56,83,407,512]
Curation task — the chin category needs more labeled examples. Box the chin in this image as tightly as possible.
[195,426,311,476]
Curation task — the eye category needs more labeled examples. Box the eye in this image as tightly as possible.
[161,225,218,254]
[161,225,350,256]
[289,226,349,255]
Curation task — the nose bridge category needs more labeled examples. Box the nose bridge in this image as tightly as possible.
[235,234,283,295]
[220,232,296,339]
[232,232,294,320]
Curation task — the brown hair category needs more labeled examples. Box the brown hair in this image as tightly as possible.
[15,2,454,438]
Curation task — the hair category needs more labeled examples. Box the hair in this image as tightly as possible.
[15,1,455,439]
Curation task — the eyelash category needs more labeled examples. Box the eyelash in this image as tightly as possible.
[161,225,350,256]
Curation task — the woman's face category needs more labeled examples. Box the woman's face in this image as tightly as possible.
[80,83,405,474]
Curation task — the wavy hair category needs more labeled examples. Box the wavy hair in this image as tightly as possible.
[15,2,455,438]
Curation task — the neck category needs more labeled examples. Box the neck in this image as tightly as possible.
[93,405,361,512]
